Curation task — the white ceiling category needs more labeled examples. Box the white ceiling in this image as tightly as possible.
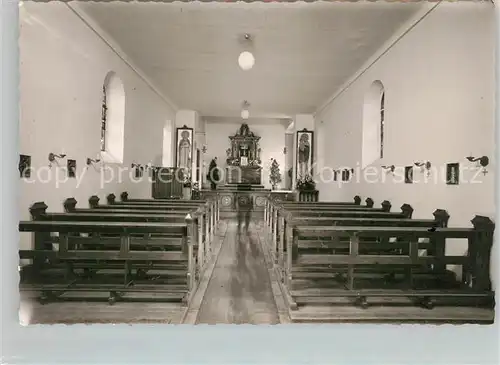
[76,2,423,118]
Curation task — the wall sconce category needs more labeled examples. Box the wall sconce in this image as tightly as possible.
[414,161,432,176]
[132,163,144,178]
[283,147,287,155]
[48,153,66,168]
[86,158,101,171]
[466,155,489,175]
[202,145,207,154]
[381,165,395,175]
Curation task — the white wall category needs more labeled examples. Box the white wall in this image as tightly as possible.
[315,2,496,285]
[205,119,287,189]
[19,3,176,250]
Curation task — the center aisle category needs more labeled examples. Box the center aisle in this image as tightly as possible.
[195,219,280,324]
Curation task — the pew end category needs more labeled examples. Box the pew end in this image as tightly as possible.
[121,192,129,202]
[401,204,414,219]
[381,200,391,212]
[30,202,49,219]
[107,193,116,205]
[63,198,77,213]
[365,198,374,208]
[89,195,100,209]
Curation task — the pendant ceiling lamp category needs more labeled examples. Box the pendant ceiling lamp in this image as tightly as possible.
[238,34,255,71]
[241,100,250,119]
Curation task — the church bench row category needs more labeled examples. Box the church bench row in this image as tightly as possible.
[19,219,197,305]
[115,191,220,223]
[283,223,494,314]
[266,199,416,262]
[263,197,495,323]
[272,209,451,272]
[101,193,218,242]
[32,198,213,273]
[72,194,219,253]
[64,194,217,265]
[264,195,372,226]
[19,194,220,305]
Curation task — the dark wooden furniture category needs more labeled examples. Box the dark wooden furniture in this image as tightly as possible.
[151,167,184,199]
[19,219,197,305]
[298,190,319,202]
[284,222,494,312]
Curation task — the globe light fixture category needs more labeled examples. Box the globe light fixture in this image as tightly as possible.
[238,51,255,71]
[241,109,250,119]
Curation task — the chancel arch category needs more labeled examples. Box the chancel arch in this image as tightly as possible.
[101,71,125,164]
[361,80,385,169]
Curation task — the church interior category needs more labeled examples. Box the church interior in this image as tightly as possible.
[16,1,497,325]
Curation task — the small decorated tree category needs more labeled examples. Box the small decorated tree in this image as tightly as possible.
[269,158,282,190]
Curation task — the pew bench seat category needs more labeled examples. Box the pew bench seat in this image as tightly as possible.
[290,288,495,309]
[22,282,189,305]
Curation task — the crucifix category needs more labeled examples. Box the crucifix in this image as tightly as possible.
[240,144,249,158]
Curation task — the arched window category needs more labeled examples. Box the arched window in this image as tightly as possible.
[100,85,107,151]
[380,91,385,159]
[101,72,125,163]
[362,80,385,168]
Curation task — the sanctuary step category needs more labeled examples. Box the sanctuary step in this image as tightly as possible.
[202,184,269,192]
[224,184,267,191]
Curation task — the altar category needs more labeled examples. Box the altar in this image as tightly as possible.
[225,123,262,185]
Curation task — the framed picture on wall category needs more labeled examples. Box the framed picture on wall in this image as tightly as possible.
[19,154,31,178]
[67,159,77,178]
[296,128,314,180]
[446,163,460,185]
[175,125,193,178]
[404,166,413,184]
[196,149,200,182]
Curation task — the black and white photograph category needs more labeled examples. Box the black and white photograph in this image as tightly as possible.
[15,0,495,330]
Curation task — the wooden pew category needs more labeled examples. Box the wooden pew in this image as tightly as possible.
[19,218,199,305]
[280,217,495,323]
[273,207,449,275]
[30,200,210,280]
[119,191,220,225]
[84,194,218,250]
[267,199,412,261]
[265,197,379,242]
[62,197,212,273]
[109,193,219,245]
[265,195,366,229]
